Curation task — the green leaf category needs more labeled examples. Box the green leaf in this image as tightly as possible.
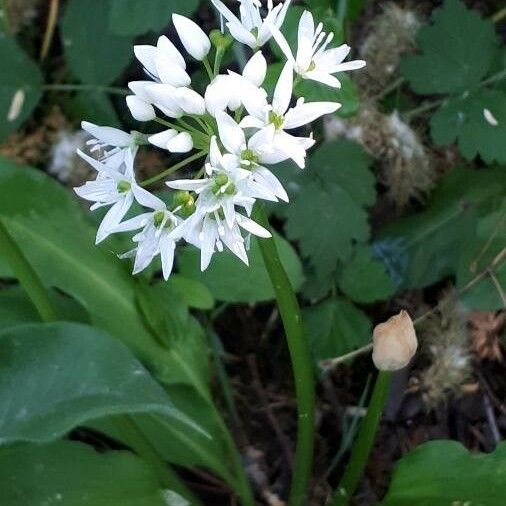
[338,246,396,304]
[0,322,203,444]
[109,0,199,36]
[401,0,498,95]
[375,167,506,290]
[430,88,506,164]
[304,297,371,366]
[62,0,133,84]
[178,232,304,303]
[382,440,506,506]
[0,157,164,364]
[284,140,374,278]
[0,441,167,506]
[0,34,43,141]
[90,385,233,481]
[64,91,120,127]
[164,274,215,310]
[0,286,89,331]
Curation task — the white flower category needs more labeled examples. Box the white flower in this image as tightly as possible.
[205,51,268,116]
[172,14,211,61]
[126,95,156,122]
[240,62,338,167]
[211,0,291,49]
[270,10,365,88]
[81,121,144,169]
[148,130,194,153]
[216,111,289,201]
[167,137,271,269]
[134,35,190,86]
[114,192,181,280]
[74,150,153,244]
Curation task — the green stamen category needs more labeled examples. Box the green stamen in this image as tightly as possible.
[269,111,284,129]
[117,180,131,193]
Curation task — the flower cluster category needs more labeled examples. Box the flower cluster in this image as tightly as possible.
[75,0,365,279]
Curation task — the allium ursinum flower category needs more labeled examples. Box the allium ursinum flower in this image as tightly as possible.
[211,0,291,49]
[113,193,181,280]
[205,51,267,116]
[240,62,338,167]
[172,14,211,61]
[148,129,194,153]
[167,137,272,269]
[81,121,145,170]
[74,150,152,244]
[216,111,289,201]
[270,10,365,88]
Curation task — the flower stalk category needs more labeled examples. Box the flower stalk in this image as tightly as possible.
[330,371,392,506]
[255,204,315,506]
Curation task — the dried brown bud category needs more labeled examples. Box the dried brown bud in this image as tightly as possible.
[372,310,418,371]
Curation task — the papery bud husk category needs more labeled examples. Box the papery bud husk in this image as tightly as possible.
[372,310,417,371]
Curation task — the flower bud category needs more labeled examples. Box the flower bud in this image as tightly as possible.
[372,310,417,371]
[126,95,155,121]
[148,129,177,150]
[172,14,211,61]
[167,132,193,153]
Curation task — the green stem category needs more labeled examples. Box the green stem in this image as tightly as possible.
[203,57,214,80]
[113,415,203,505]
[140,151,207,187]
[1,0,11,34]
[0,218,57,322]
[330,371,392,506]
[43,83,129,95]
[254,204,315,506]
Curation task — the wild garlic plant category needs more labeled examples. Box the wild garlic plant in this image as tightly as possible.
[73,3,365,505]
[75,1,365,279]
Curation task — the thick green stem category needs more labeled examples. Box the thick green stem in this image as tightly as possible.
[330,371,392,506]
[113,415,203,505]
[0,218,57,322]
[255,204,315,506]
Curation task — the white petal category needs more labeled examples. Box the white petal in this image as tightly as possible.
[210,0,241,26]
[96,196,133,244]
[255,166,289,202]
[296,10,315,72]
[133,45,158,77]
[113,212,152,233]
[242,51,267,87]
[303,70,342,88]
[157,35,186,69]
[176,87,205,116]
[128,81,153,101]
[273,61,293,115]
[160,237,176,280]
[172,14,211,61]
[166,179,208,191]
[132,184,165,209]
[330,60,367,73]
[239,115,265,129]
[148,129,177,149]
[268,20,295,65]
[226,20,257,48]
[155,56,191,87]
[216,111,245,154]
[209,135,222,167]
[126,95,156,122]
[81,122,131,147]
[284,101,341,129]
[237,215,271,238]
[76,149,121,178]
[167,132,193,153]
[145,83,183,118]
[200,216,217,271]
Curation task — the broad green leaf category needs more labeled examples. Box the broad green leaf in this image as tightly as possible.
[109,0,199,36]
[178,233,304,302]
[0,322,204,444]
[376,167,506,290]
[64,90,121,127]
[0,34,43,141]
[62,0,133,84]
[304,297,371,366]
[285,140,375,278]
[0,286,89,331]
[338,246,396,304]
[430,89,506,164]
[165,274,215,310]
[382,440,506,506]
[0,441,167,506]
[90,385,233,481]
[401,0,498,94]
[0,158,164,363]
